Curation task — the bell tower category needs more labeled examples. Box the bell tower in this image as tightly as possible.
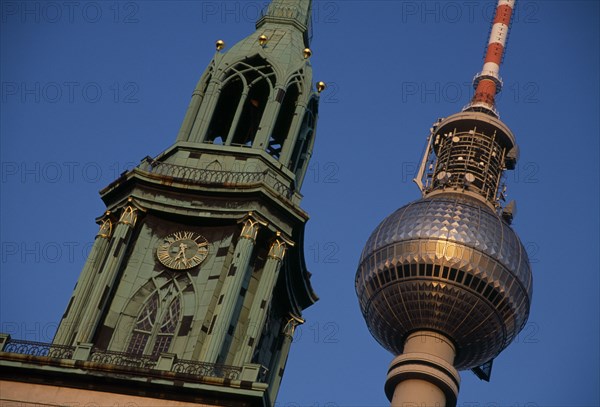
[44,0,322,404]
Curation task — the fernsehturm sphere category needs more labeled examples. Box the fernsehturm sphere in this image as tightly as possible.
[355,1,533,405]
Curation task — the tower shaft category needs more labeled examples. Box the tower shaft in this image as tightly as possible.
[386,331,459,407]
[355,1,533,406]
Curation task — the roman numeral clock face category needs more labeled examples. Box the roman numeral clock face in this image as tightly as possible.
[157,231,209,270]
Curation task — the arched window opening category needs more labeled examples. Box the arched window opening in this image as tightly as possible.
[268,84,300,159]
[235,56,276,89]
[205,76,243,145]
[205,56,275,147]
[127,292,158,355]
[231,78,270,146]
[152,296,181,355]
[126,281,182,357]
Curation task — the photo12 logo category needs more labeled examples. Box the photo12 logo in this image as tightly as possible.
[1,1,140,24]
[1,82,140,104]
[400,81,540,105]
[399,1,540,24]
[1,161,138,185]
[1,241,94,264]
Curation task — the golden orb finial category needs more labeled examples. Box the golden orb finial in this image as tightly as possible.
[316,81,327,93]
[258,34,268,47]
[303,48,312,59]
[215,40,225,51]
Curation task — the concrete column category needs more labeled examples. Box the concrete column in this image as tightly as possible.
[53,216,113,346]
[75,205,138,344]
[385,331,460,407]
[233,238,287,365]
[201,217,261,363]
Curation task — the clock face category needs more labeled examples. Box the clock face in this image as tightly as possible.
[157,231,209,270]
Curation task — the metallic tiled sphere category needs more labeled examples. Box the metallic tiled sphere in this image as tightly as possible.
[356,193,532,369]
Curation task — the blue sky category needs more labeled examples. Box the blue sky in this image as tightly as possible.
[1,1,599,406]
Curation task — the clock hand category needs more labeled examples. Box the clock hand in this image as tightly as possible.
[174,243,188,261]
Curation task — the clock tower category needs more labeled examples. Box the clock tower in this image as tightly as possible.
[1,1,323,406]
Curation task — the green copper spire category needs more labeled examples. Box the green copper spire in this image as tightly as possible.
[175,0,320,189]
[257,0,312,46]
[47,1,322,405]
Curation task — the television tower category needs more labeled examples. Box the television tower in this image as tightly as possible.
[355,1,533,405]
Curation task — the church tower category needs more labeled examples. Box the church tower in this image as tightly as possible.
[1,1,323,406]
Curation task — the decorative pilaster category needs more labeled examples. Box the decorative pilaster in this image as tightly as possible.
[191,81,221,143]
[234,236,289,365]
[53,214,113,346]
[224,91,250,145]
[279,101,308,165]
[177,65,214,142]
[267,238,287,260]
[267,315,303,403]
[241,217,261,241]
[252,86,284,149]
[75,204,139,344]
[201,216,263,363]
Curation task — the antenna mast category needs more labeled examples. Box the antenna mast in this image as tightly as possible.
[356,1,533,405]
[465,0,515,117]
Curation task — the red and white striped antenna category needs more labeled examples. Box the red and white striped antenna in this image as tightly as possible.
[465,0,515,117]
